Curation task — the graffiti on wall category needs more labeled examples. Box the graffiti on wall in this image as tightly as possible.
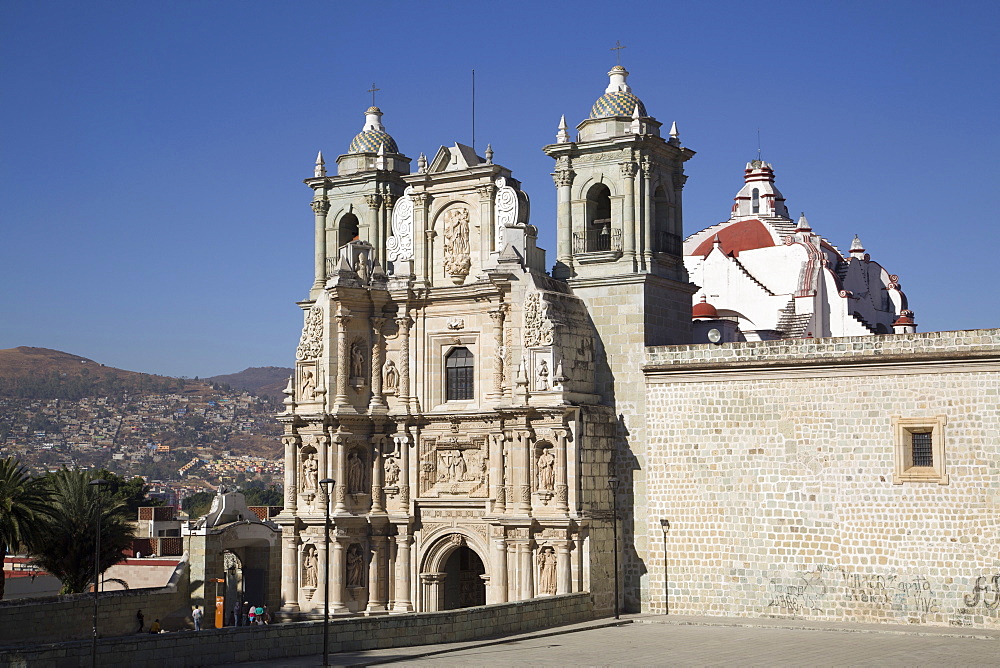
[963,575,1000,610]
[764,566,940,616]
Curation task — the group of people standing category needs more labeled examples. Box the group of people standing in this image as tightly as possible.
[231,600,272,627]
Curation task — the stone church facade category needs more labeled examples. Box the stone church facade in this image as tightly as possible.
[273,65,1000,628]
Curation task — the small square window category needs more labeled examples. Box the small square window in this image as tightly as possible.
[893,415,948,484]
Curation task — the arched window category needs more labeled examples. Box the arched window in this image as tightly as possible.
[445,347,474,401]
[751,188,760,214]
[338,213,360,248]
[581,183,614,252]
[654,185,680,254]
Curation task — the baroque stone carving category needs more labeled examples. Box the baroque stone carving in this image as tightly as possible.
[536,359,549,391]
[537,447,555,491]
[301,452,318,493]
[300,367,315,399]
[386,186,415,264]
[347,450,366,493]
[447,317,465,330]
[443,207,471,281]
[346,544,364,587]
[384,456,400,487]
[296,306,324,360]
[350,340,366,381]
[523,292,553,346]
[311,198,330,216]
[383,359,399,393]
[302,545,318,588]
[537,547,557,595]
[495,177,518,250]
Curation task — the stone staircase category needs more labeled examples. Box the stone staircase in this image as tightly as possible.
[775,299,813,338]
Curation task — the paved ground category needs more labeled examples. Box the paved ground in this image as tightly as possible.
[237,614,1000,667]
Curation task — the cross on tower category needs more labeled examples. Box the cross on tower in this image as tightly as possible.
[367,82,380,107]
[611,41,626,66]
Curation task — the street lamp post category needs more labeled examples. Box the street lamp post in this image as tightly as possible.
[319,477,335,667]
[89,478,110,668]
[659,519,670,615]
[608,475,619,620]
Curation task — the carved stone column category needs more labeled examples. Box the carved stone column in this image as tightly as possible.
[397,434,411,507]
[621,161,638,265]
[392,529,413,612]
[420,573,444,612]
[553,429,569,514]
[516,430,532,515]
[489,432,506,515]
[518,539,533,600]
[368,318,387,413]
[282,435,298,513]
[553,169,574,278]
[333,434,348,514]
[281,532,299,611]
[334,313,352,410]
[641,157,653,269]
[492,536,508,604]
[411,192,429,283]
[370,435,385,514]
[366,536,388,614]
[315,538,328,611]
[365,193,382,255]
[395,315,412,413]
[556,541,572,595]
[487,306,506,401]
[315,434,329,508]
[477,182,496,255]
[311,197,330,291]
[330,537,349,613]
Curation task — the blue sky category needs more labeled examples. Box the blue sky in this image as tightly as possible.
[2,1,997,377]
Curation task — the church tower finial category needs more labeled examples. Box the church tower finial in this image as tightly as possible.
[796,212,811,232]
[556,115,570,143]
[850,234,866,259]
[314,151,326,178]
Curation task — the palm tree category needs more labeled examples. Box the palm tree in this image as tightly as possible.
[28,469,135,595]
[0,456,49,600]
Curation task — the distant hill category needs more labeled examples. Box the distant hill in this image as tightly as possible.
[0,347,208,399]
[206,366,292,399]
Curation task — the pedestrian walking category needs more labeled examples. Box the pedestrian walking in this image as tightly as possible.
[232,600,242,627]
[243,601,251,627]
[136,609,144,633]
[192,606,203,631]
[248,605,257,626]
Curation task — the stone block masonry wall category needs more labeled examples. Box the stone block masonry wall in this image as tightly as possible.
[0,592,595,667]
[0,558,190,647]
[579,406,616,615]
[642,329,1000,628]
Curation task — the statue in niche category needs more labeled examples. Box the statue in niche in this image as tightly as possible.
[384,457,400,487]
[300,368,316,399]
[354,252,370,283]
[347,451,365,493]
[350,342,366,380]
[302,453,319,492]
[537,448,555,491]
[302,545,318,588]
[536,359,550,391]
[346,544,364,587]
[443,207,471,278]
[383,359,399,392]
[537,547,557,595]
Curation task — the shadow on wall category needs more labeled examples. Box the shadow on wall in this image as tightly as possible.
[616,413,647,614]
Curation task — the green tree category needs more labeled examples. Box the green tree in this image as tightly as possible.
[92,469,162,514]
[182,491,216,519]
[28,470,135,594]
[242,481,283,507]
[0,457,50,600]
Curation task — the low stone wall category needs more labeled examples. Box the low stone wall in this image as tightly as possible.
[0,557,190,647]
[0,592,594,667]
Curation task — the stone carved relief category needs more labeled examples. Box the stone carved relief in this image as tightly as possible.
[386,186,414,265]
[420,436,487,497]
[443,207,471,282]
[383,359,399,393]
[346,544,364,588]
[302,545,318,588]
[536,445,555,492]
[447,317,465,330]
[301,451,319,493]
[347,450,366,494]
[536,359,549,391]
[350,340,366,383]
[537,547,557,595]
[384,456,400,487]
[494,177,518,250]
[299,367,316,400]
[296,306,324,360]
[523,292,553,347]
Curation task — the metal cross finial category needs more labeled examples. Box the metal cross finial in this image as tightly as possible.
[611,41,626,65]
[367,82,380,106]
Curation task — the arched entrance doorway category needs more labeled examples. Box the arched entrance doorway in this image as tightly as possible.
[420,534,488,611]
[442,546,486,610]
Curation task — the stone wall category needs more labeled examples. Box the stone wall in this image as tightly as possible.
[0,592,594,667]
[642,329,1000,627]
[0,557,190,646]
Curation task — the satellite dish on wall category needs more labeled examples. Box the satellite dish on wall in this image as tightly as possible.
[707,328,722,344]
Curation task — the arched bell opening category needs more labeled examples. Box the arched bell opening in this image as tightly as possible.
[584,183,613,252]
[338,213,360,248]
